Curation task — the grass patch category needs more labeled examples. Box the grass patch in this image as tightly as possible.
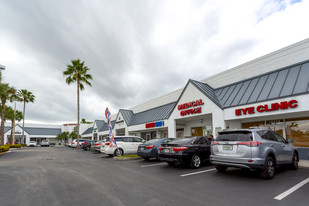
[114,154,140,158]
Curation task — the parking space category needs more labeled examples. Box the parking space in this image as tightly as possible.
[121,157,309,205]
[1,147,309,206]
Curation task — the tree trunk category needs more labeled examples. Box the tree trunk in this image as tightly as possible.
[77,79,80,149]
[22,100,26,144]
[0,102,5,145]
[12,102,16,144]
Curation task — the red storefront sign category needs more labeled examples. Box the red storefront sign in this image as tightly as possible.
[235,100,298,116]
[178,99,204,116]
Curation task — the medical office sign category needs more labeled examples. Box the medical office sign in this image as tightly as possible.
[235,100,298,116]
[178,99,204,116]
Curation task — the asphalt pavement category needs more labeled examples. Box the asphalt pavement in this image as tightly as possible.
[0,147,308,206]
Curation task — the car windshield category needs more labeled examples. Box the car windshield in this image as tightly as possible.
[145,139,161,144]
[216,131,252,141]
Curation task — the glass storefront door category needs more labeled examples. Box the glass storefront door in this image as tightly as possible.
[191,127,203,136]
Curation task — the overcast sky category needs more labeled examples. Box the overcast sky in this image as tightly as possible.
[1,0,308,125]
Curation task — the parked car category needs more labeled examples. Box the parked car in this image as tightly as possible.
[28,141,37,147]
[158,136,211,168]
[91,140,104,153]
[138,138,173,160]
[210,129,299,179]
[71,139,87,148]
[40,140,50,147]
[82,140,96,151]
[102,136,145,156]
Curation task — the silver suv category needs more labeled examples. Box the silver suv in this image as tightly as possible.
[210,129,299,179]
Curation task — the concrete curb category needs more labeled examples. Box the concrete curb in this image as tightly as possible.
[0,150,11,156]
[299,160,309,168]
[113,157,142,161]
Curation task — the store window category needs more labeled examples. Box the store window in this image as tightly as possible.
[242,121,265,129]
[176,128,184,138]
[285,117,309,147]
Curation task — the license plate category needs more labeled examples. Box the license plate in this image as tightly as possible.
[140,147,144,151]
[164,149,170,153]
[223,145,233,150]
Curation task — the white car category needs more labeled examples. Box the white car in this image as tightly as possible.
[28,141,37,147]
[102,136,145,156]
[40,140,50,147]
[70,139,87,148]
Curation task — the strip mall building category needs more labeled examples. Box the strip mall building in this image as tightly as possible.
[3,39,309,159]
[107,39,309,159]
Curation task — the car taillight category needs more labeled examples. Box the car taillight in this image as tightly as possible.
[172,147,188,152]
[237,141,262,147]
[145,145,155,149]
[72,142,75,144]
[211,141,219,145]
[159,147,162,151]
[105,142,111,146]
[95,143,101,146]
[83,142,87,145]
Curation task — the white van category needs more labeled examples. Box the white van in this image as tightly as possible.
[102,136,145,156]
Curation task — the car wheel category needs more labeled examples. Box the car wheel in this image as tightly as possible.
[190,154,201,169]
[261,156,276,179]
[167,161,175,166]
[156,154,160,161]
[114,148,123,156]
[143,157,150,161]
[215,165,227,173]
[290,152,298,170]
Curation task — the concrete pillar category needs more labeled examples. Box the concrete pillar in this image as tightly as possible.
[168,119,176,138]
[156,130,160,138]
[212,110,225,138]
[125,127,129,136]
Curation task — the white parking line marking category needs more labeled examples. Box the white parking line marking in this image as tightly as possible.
[180,168,216,177]
[141,163,167,168]
[274,177,309,200]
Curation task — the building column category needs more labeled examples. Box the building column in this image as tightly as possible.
[125,127,129,136]
[156,130,160,138]
[168,119,176,138]
[212,110,225,138]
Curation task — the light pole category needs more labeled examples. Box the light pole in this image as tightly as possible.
[0,64,5,83]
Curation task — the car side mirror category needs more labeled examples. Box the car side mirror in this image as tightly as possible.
[287,139,294,143]
[142,140,146,143]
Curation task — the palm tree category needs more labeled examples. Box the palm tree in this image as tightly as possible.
[9,93,23,144]
[0,83,16,145]
[56,131,69,144]
[17,89,35,144]
[63,59,93,148]
[5,106,23,144]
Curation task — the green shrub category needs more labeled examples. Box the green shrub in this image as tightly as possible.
[0,145,10,152]
[21,144,27,147]
[8,144,22,149]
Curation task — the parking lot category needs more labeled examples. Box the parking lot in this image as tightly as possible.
[0,147,308,206]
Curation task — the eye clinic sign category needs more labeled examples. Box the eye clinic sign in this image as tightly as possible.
[235,100,298,116]
[178,99,204,116]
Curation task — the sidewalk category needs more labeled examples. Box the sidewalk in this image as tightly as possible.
[299,160,309,168]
